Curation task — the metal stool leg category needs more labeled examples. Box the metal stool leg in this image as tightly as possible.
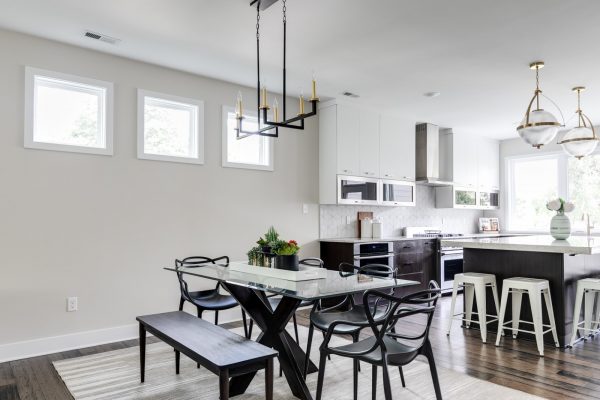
[496,284,510,346]
[511,289,523,339]
[543,289,559,347]
[570,282,584,347]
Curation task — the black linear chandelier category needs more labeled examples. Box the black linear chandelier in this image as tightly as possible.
[235,0,319,139]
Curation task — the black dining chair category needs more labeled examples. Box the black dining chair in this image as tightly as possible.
[175,256,252,339]
[315,281,442,400]
[267,257,325,344]
[303,262,396,379]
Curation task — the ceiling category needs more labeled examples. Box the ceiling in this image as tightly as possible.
[1,0,599,139]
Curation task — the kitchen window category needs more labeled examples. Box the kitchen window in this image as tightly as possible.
[222,106,273,171]
[24,67,113,155]
[137,90,204,164]
[506,152,600,233]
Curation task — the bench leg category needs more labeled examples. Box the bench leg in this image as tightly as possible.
[219,369,230,400]
[175,350,180,375]
[139,323,146,383]
[265,358,273,400]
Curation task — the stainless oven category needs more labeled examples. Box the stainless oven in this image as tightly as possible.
[353,242,394,268]
[440,246,463,291]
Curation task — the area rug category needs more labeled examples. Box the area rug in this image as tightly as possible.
[53,326,543,399]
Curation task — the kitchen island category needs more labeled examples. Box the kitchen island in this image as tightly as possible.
[440,235,600,346]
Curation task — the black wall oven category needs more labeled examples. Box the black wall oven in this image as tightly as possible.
[353,242,394,269]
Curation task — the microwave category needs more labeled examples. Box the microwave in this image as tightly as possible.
[479,189,500,209]
[337,175,416,206]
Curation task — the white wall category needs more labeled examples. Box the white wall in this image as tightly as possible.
[0,29,319,358]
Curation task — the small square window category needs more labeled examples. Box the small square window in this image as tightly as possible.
[137,90,204,164]
[222,106,273,171]
[24,67,113,155]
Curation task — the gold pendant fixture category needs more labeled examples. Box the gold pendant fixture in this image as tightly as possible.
[558,87,598,159]
[516,61,562,148]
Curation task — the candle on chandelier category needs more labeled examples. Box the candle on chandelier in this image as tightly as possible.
[311,72,317,100]
[299,91,305,115]
[236,91,243,117]
[273,98,279,122]
[261,86,268,108]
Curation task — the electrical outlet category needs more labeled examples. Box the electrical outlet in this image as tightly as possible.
[302,204,309,214]
[346,216,352,225]
[67,297,78,312]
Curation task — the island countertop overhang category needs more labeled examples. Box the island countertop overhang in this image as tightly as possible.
[440,235,600,255]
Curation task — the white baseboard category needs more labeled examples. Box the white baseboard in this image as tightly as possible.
[0,323,139,363]
[0,312,244,363]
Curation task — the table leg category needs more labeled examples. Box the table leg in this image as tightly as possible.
[223,283,316,400]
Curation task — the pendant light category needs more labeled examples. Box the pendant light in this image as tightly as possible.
[235,0,319,139]
[559,87,598,159]
[517,61,562,148]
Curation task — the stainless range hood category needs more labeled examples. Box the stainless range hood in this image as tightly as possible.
[415,123,453,186]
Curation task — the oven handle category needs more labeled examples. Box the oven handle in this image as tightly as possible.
[440,251,463,256]
[353,254,394,260]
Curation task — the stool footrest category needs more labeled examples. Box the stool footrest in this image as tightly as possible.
[500,320,555,335]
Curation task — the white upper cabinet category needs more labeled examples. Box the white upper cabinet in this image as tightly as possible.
[318,101,417,205]
[380,115,415,181]
[451,133,478,188]
[358,109,380,177]
[336,104,360,175]
[477,137,500,189]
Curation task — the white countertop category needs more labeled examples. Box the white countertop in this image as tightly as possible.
[441,235,600,255]
[319,233,518,244]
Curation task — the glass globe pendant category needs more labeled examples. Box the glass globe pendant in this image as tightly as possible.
[559,87,598,159]
[517,61,562,148]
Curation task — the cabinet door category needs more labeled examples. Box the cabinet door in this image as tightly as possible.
[452,133,478,187]
[419,239,437,284]
[336,104,360,175]
[358,110,380,177]
[380,115,415,180]
[477,138,500,189]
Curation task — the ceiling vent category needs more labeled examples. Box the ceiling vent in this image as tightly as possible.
[342,91,360,98]
[84,31,120,45]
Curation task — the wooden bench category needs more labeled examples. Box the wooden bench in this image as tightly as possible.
[137,311,277,400]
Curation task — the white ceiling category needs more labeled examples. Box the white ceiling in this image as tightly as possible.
[1,0,599,139]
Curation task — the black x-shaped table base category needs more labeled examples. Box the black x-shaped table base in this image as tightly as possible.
[223,282,318,400]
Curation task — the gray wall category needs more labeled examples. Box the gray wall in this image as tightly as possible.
[0,29,319,351]
[320,185,484,238]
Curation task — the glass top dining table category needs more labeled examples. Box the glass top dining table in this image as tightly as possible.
[164,262,418,400]
[164,263,419,301]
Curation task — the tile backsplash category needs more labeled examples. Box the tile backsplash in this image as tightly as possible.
[320,185,484,238]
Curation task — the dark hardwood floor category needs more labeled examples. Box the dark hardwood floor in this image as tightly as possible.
[2,296,600,399]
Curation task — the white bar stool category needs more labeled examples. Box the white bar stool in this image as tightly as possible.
[569,278,600,347]
[446,272,500,343]
[495,277,559,356]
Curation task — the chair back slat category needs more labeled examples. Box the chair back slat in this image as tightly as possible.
[363,281,441,353]
[299,257,324,268]
[175,256,230,302]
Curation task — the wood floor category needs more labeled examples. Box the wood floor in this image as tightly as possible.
[2,295,600,400]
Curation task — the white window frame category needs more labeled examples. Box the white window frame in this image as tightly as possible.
[137,89,204,165]
[24,67,114,155]
[505,151,568,233]
[221,106,274,171]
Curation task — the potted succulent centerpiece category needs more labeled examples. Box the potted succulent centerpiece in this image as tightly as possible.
[273,240,301,271]
[547,198,575,240]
